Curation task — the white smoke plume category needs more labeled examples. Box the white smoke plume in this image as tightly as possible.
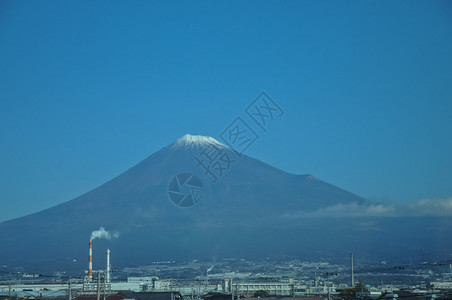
[207,265,214,273]
[90,227,119,242]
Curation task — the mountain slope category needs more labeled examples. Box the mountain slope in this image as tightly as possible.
[0,134,450,272]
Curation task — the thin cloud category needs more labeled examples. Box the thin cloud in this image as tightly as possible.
[282,202,395,218]
[281,197,452,218]
[405,197,452,216]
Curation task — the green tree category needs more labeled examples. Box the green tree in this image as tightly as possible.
[339,281,369,299]
[254,290,270,298]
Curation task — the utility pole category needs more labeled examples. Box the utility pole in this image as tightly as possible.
[326,274,331,300]
[231,279,234,300]
[68,277,72,300]
[97,272,101,300]
[350,253,355,287]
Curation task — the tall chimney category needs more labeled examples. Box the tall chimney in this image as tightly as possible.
[106,249,111,283]
[350,253,354,287]
[88,241,93,279]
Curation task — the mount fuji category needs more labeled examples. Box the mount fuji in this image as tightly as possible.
[0,134,451,272]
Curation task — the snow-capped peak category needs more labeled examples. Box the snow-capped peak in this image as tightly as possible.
[170,134,229,150]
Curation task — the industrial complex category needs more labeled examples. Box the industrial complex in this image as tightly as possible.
[1,240,452,300]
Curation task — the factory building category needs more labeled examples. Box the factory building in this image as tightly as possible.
[222,279,293,296]
[73,291,182,300]
[126,277,171,291]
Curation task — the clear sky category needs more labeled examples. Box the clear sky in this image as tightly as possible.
[0,1,451,223]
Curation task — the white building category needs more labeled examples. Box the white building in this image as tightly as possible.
[222,279,293,296]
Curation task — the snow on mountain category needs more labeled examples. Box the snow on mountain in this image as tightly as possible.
[169,134,229,150]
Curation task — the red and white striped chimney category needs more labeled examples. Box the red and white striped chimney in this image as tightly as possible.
[88,241,93,279]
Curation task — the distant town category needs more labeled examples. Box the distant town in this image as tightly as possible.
[1,254,452,300]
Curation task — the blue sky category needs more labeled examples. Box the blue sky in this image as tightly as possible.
[0,1,451,222]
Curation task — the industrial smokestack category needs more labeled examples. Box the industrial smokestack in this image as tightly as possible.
[106,249,111,283]
[88,241,93,279]
[350,253,354,287]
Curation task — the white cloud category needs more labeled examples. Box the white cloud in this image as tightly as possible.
[282,202,395,218]
[281,197,452,218]
[405,197,452,216]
